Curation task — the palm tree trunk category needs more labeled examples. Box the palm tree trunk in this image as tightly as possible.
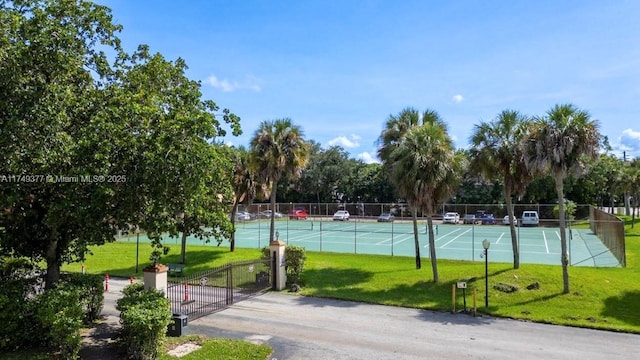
[504,186,519,269]
[426,202,438,283]
[270,180,278,243]
[411,207,421,269]
[230,201,239,252]
[554,172,570,294]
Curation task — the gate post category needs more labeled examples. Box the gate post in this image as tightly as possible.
[270,240,287,290]
[143,263,169,296]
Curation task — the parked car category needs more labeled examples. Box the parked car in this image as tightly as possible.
[503,215,518,226]
[481,214,497,225]
[333,210,350,221]
[289,208,308,220]
[462,214,477,224]
[235,211,252,221]
[259,210,283,219]
[377,212,395,222]
[521,211,539,226]
[442,212,460,224]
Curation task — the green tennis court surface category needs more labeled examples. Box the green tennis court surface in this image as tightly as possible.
[119,218,621,267]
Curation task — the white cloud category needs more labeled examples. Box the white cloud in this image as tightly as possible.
[206,75,261,92]
[619,128,640,156]
[357,152,379,164]
[328,135,360,148]
[452,94,464,103]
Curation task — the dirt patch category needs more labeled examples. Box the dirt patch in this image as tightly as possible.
[167,342,202,357]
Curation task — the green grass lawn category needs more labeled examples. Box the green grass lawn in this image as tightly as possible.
[65,216,640,334]
[58,216,640,358]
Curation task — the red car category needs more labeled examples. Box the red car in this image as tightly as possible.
[289,208,308,220]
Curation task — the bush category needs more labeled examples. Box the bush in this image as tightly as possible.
[0,279,38,351]
[117,283,172,360]
[60,273,104,324]
[284,245,306,285]
[34,284,84,359]
[260,245,307,285]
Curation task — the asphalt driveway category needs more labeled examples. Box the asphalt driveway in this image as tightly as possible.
[102,278,640,359]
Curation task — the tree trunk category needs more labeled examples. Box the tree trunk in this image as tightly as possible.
[270,180,278,243]
[180,230,188,264]
[426,202,438,283]
[230,201,239,252]
[554,172,570,294]
[44,236,60,290]
[411,207,421,269]
[504,186,519,269]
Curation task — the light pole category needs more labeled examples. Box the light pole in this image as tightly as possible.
[482,239,491,308]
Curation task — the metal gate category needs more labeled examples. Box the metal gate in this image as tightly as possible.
[166,259,272,321]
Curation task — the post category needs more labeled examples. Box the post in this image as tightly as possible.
[143,263,168,295]
[135,231,140,273]
[451,284,456,313]
[270,238,287,290]
[482,239,490,308]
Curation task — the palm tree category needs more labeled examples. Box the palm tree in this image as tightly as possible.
[377,107,428,269]
[469,110,532,269]
[230,146,256,252]
[250,119,309,243]
[378,108,461,281]
[523,104,600,293]
[388,119,461,283]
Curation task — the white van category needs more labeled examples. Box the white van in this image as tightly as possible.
[521,211,539,226]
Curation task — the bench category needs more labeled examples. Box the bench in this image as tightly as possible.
[167,263,185,277]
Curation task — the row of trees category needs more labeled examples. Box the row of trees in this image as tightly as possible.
[231,105,640,295]
[3,1,639,296]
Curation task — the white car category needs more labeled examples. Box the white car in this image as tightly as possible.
[442,212,460,224]
[521,211,539,226]
[235,211,252,221]
[333,210,350,221]
[503,215,519,226]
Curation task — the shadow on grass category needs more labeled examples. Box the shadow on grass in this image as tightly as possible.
[297,272,497,326]
[98,249,231,278]
[602,290,640,326]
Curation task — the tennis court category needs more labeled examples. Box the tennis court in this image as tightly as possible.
[121,217,621,267]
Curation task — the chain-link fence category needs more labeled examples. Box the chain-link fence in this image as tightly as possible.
[589,205,626,267]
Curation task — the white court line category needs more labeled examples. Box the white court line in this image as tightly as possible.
[375,233,413,245]
[542,231,550,253]
[435,228,472,248]
[495,232,505,244]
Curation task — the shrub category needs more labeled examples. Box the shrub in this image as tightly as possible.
[284,245,306,285]
[34,284,84,359]
[117,283,172,360]
[0,279,38,351]
[60,273,104,324]
[260,245,307,285]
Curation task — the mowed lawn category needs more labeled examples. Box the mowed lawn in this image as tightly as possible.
[64,216,640,334]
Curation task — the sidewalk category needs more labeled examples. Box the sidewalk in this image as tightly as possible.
[79,277,131,359]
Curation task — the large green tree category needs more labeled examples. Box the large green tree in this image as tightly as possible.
[523,104,600,293]
[469,110,532,269]
[0,0,240,288]
[250,119,309,242]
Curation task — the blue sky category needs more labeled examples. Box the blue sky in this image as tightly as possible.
[102,0,640,163]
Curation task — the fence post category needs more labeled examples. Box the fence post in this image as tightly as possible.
[270,239,287,290]
[143,264,168,296]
